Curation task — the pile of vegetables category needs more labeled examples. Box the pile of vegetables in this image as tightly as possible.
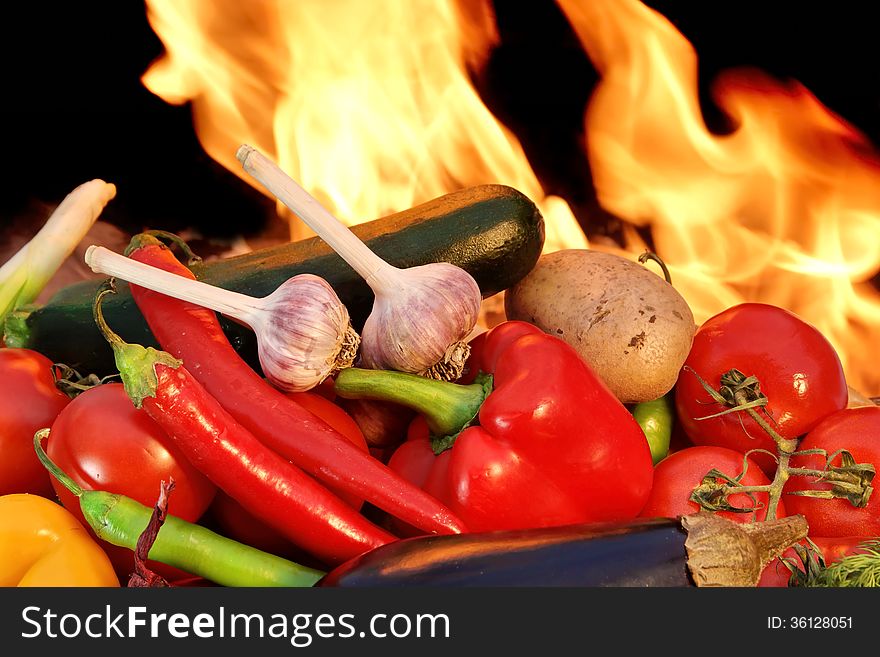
[1,151,878,588]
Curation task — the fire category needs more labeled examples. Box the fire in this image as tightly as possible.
[141,0,584,252]
[142,0,880,395]
[556,0,880,395]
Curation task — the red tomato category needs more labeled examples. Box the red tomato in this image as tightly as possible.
[287,391,369,497]
[638,445,785,523]
[759,536,871,587]
[309,376,339,401]
[209,391,367,556]
[337,397,415,450]
[285,390,368,452]
[666,415,693,457]
[675,303,847,475]
[783,406,880,537]
[208,490,303,560]
[0,348,71,497]
[457,329,489,384]
[384,419,442,538]
[46,383,217,576]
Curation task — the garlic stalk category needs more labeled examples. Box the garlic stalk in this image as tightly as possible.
[84,246,359,392]
[236,145,482,381]
[1,179,116,327]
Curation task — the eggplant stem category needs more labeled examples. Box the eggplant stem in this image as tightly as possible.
[683,513,809,587]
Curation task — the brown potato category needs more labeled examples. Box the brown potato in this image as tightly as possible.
[504,249,696,404]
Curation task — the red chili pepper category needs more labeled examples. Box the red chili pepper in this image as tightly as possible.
[93,285,395,566]
[123,233,466,535]
[334,321,655,533]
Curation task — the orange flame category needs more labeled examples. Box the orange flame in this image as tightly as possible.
[557,0,880,395]
[142,0,585,251]
[142,0,880,395]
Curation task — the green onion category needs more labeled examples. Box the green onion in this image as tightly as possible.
[0,179,116,329]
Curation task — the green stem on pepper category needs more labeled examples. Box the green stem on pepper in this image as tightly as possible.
[33,428,326,587]
[123,233,466,537]
[334,367,493,446]
[92,280,398,565]
[125,230,202,265]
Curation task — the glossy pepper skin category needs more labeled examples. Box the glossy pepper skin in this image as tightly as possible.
[125,234,466,536]
[339,321,655,533]
[0,494,119,587]
[94,286,396,568]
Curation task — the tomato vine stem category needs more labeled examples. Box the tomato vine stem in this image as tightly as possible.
[685,366,875,521]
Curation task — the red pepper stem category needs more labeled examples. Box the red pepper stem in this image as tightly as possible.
[124,232,168,258]
[92,282,182,409]
[334,367,492,437]
[125,231,201,265]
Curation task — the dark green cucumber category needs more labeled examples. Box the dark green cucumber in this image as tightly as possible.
[5,184,544,376]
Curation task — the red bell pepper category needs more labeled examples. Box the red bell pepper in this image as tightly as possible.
[334,321,655,532]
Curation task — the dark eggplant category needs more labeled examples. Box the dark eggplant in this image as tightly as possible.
[318,514,809,587]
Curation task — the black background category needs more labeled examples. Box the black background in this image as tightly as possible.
[1,1,879,240]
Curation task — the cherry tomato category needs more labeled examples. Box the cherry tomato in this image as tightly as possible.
[46,383,217,576]
[384,420,438,538]
[0,348,70,497]
[675,303,847,475]
[286,390,367,452]
[338,398,415,450]
[458,329,489,384]
[207,490,305,561]
[209,391,367,556]
[309,376,339,401]
[759,536,871,587]
[783,406,880,537]
[638,445,785,523]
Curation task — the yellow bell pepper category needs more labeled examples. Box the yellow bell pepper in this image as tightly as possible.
[0,494,119,587]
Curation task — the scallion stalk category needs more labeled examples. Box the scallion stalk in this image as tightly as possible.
[0,179,116,330]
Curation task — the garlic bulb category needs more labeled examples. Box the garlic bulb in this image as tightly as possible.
[84,245,359,392]
[358,262,480,379]
[247,274,360,390]
[237,144,482,380]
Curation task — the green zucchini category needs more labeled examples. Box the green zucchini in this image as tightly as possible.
[5,184,545,376]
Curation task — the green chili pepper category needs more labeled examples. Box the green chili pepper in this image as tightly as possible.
[631,393,675,465]
[34,429,325,587]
